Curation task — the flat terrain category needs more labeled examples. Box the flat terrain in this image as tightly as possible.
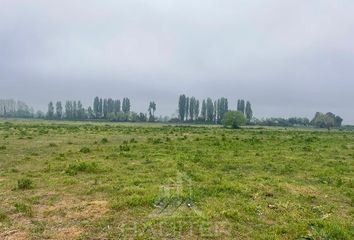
[0,120,353,239]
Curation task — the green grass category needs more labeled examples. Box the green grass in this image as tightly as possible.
[0,119,353,239]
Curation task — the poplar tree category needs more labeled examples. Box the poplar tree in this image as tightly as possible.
[194,100,200,120]
[103,99,108,118]
[114,99,121,114]
[206,98,214,122]
[201,99,206,121]
[93,97,100,118]
[185,97,190,121]
[245,101,253,121]
[122,98,131,114]
[56,101,62,119]
[47,102,54,119]
[178,94,186,121]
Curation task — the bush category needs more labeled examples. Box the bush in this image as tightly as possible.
[0,145,6,150]
[66,162,99,175]
[14,202,32,216]
[0,209,8,222]
[17,178,33,190]
[100,138,109,144]
[222,111,246,129]
[119,144,130,152]
[79,147,91,153]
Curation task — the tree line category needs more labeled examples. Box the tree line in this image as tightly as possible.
[0,97,344,129]
[177,94,253,124]
[0,99,34,118]
[45,97,158,122]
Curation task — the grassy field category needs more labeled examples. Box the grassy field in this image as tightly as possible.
[0,119,353,239]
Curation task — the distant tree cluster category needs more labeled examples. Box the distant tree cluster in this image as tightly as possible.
[45,97,158,122]
[0,99,34,118]
[311,112,343,129]
[2,96,345,129]
[249,113,343,129]
[177,95,253,125]
[251,117,311,127]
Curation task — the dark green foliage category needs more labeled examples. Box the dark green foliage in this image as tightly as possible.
[17,178,33,190]
[311,112,343,129]
[55,101,62,119]
[0,209,8,222]
[66,162,99,175]
[47,102,54,119]
[14,202,33,216]
[122,98,131,114]
[148,101,156,122]
[119,143,130,152]
[245,101,253,121]
[206,98,214,122]
[79,147,91,153]
[178,94,187,121]
[100,138,109,144]
[237,99,245,115]
[216,97,228,123]
[222,111,246,128]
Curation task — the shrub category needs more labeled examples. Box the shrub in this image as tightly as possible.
[14,202,32,216]
[119,144,130,152]
[0,145,6,150]
[66,162,99,176]
[0,209,8,222]
[79,147,91,153]
[49,143,57,147]
[100,138,109,144]
[222,111,246,129]
[17,178,33,190]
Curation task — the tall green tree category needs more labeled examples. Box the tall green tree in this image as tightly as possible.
[98,98,103,117]
[103,99,108,118]
[122,98,131,114]
[237,99,245,115]
[189,97,196,121]
[77,101,85,119]
[245,101,253,121]
[201,99,206,121]
[148,101,156,122]
[217,97,228,123]
[93,97,100,118]
[194,100,200,120]
[185,97,190,121]
[114,99,121,114]
[178,94,187,121]
[206,98,214,122]
[73,101,77,119]
[107,98,114,114]
[55,101,62,119]
[47,102,54,119]
[65,101,73,119]
[87,106,94,119]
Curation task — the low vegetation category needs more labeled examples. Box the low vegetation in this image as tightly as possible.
[0,119,353,239]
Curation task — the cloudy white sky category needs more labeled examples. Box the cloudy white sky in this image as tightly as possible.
[1,0,354,123]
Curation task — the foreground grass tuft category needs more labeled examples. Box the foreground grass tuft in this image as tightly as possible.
[17,178,33,190]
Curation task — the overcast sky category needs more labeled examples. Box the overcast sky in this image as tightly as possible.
[1,0,354,123]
